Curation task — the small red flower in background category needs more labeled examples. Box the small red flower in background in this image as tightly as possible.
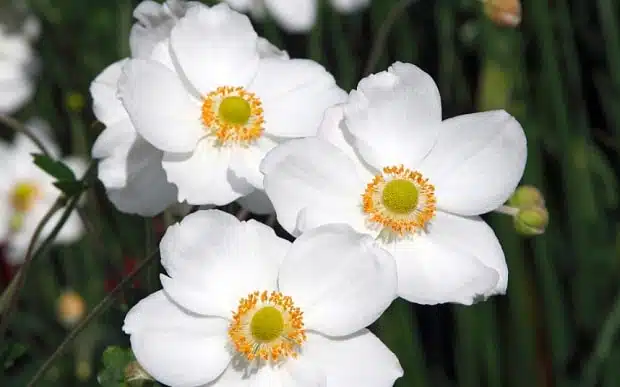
[104,256,141,293]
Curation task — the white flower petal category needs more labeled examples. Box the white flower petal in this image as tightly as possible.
[162,140,253,205]
[330,0,370,13]
[278,224,397,336]
[418,110,527,215]
[47,211,83,244]
[90,59,128,125]
[344,62,441,170]
[249,58,346,137]
[257,37,289,59]
[264,0,317,33]
[106,138,178,216]
[291,331,402,387]
[296,202,368,235]
[383,211,502,305]
[237,189,275,215]
[210,362,305,387]
[229,136,277,189]
[123,291,230,387]
[170,4,259,94]
[160,210,290,317]
[317,105,377,178]
[118,58,204,153]
[92,120,136,189]
[261,138,364,235]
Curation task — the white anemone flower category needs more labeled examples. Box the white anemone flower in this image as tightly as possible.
[0,119,86,265]
[222,0,371,33]
[261,62,528,305]
[0,23,37,114]
[92,1,290,215]
[118,4,346,208]
[123,209,402,387]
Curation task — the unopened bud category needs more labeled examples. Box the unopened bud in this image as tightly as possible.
[509,185,545,209]
[482,0,522,27]
[56,290,86,328]
[66,92,85,112]
[125,360,153,386]
[515,207,549,236]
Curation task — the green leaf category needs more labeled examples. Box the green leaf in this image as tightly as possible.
[97,346,134,387]
[53,180,87,196]
[1,341,28,370]
[32,153,76,182]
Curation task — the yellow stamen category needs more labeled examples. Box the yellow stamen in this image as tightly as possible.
[229,290,306,362]
[10,181,40,212]
[362,165,436,236]
[201,86,264,145]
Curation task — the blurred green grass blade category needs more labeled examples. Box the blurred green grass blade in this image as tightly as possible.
[369,0,395,72]
[596,0,620,138]
[377,299,427,387]
[328,11,357,91]
[478,304,502,387]
[455,307,480,387]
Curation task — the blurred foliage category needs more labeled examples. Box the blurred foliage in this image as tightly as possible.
[0,0,619,386]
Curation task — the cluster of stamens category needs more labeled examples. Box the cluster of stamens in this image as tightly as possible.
[228,290,306,362]
[362,165,436,236]
[201,86,264,145]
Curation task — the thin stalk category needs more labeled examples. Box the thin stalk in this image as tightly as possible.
[364,0,420,76]
[0,115,52,157]
[0,198,64,338]
[27,249,160,387]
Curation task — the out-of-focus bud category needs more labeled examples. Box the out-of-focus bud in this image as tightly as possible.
[56,290,86,328]
[508,185,545,209]
[515,207,549,236]
[481,0,522,27]
[66,91,85,112]
[125,360,153,386]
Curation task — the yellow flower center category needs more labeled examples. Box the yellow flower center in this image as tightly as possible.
[362,165,436,236]
[229,290,306,362]
[10,181,40,212]
[250,306,284,342]
[381,179,419,214]
[201,86,264,145]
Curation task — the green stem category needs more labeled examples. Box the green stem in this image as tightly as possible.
[0,115,52,157]
[26,249,160,387]
[364,0,419,76]
[0,198,64,338]
[580,287,620,387]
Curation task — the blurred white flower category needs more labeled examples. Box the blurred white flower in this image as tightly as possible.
[222,0,371,32]
[118,4,345,209]
[0,119,86,265]
[124,209,402,387]
[0,19,38,114]
[262,62,528,305]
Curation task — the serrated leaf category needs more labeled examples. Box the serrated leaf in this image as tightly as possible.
[53,180,87,196]
[32,153,76,182]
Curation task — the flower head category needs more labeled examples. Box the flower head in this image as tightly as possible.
[261,62,528,305]
[123,209,402,386]
[222,0,371,32]
[0,119,86,264]
[118,4,346,208]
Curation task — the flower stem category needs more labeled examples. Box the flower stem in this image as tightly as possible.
[579,286,620,387]
[493,205,519,216]
[0,114,53,157]
[364,0,420,76]
[26,249,160,387]
[0,197,64,338]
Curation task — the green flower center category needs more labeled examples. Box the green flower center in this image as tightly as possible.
[250,306,284,343]
[381,179,419,214]
[10,182,39,212]
[218,96,251,125]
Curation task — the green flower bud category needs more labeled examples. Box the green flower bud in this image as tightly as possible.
[514,207,549,236]
[508,185,545,209]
